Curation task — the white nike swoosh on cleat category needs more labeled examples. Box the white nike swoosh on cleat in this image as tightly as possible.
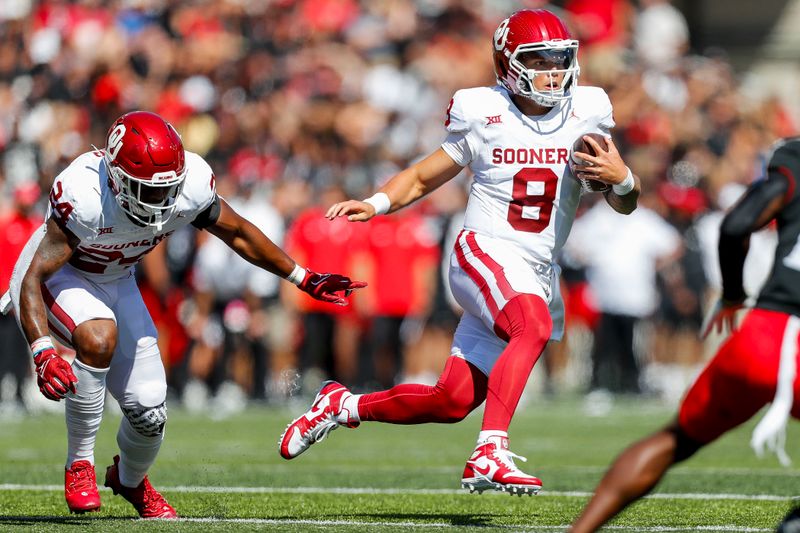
[289,427,303,454]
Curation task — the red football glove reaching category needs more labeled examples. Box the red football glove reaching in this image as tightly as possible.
[297,269,367,306]
[32,341,78,401]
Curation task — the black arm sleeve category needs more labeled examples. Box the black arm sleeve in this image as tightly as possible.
[718,172,790,302]
[191,195,222,229]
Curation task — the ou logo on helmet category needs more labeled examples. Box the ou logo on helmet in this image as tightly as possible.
[106,124,126,162]
[494,18,510,51]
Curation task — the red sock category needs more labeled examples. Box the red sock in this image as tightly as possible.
[359,357,487,424]
[481,294,552,432]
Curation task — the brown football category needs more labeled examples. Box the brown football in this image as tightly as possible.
[570,133,610,192]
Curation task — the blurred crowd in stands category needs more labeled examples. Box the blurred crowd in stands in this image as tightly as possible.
[0,0,796,415]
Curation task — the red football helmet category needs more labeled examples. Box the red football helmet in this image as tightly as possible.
[104,111,187,230]
[493,9,579,107]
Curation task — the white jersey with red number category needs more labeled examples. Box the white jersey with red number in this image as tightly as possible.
[441,84,615,267]
[46,149,217,283]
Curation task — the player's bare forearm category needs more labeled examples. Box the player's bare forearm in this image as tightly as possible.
[206,198,296,278]
[19,219,77,344]
[381,148,464,213]
[603,174,640,215]
[326,148,463,222]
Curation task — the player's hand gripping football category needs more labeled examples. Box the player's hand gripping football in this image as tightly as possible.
[325,200,377,222]
[298,269,367,306]
[33,342,78,401]
[571,135,629,188]
[701,298,746,339]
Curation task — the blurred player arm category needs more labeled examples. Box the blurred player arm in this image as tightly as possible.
[19,218,78,343]
[718,171,789,303]
[703,170,790,337]
[326,148,464,222]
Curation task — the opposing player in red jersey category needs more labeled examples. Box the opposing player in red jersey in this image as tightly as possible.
[279,9,640,496]
[570,138,800,532]
[0,111,365,518]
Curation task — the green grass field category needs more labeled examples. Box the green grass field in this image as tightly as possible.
[0,397,797,532]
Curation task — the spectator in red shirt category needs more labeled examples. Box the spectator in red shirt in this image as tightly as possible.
[284,185,367,390]
[0,182,44,408]
[357,208,440,389]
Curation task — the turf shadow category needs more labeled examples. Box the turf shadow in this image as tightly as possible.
[352,512,501,526]
[0,515,130,526]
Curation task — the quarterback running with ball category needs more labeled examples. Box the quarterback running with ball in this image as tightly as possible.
[279,9,640,496]
[0,111,365,517]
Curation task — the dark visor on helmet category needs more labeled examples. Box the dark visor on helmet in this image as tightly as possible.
[132,179,181,207]
[518,49,574,69]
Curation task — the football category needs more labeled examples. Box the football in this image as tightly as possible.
[570,132,610,193]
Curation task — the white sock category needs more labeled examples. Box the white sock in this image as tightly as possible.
[116,416,164,488]
[337,393,361,424]
[65,359,109,468]
[477,430,508,445]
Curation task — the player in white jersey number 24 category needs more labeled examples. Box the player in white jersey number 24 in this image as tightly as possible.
[279,9,640,496]
[0,111,366,518]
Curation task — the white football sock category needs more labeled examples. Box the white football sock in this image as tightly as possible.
[337,393,361,424]
[116,416,164,488]
[477,430,508,445]
[65,359,109,468]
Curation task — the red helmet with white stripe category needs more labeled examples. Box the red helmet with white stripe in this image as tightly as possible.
[492,9,580,107]
[104,111,186,230]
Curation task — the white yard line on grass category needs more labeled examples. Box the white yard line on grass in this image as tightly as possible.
[0,516,775,531]
[161,518,780,531]
[0,484,796,502]
[556,465,800,477]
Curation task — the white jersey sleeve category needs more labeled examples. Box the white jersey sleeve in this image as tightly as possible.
[47,151,105,241]
[573,86,615,134]
[597,90,615,134]
[441,90,483,167]
[181,151,218,220]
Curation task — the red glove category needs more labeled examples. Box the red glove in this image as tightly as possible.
[32,338,78,401]
[297,269,367,306]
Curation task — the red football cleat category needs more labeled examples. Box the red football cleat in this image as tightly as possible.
[104,455,177,519]
[461,435,542,496]
[279,380,358,460]
[65,460,101,513]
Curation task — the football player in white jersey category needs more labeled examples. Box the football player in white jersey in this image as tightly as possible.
[0,111,365,517]
[278,9,640,495]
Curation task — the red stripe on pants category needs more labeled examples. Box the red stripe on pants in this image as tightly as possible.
[454,231,500,319]
[464,231,518,302]
[41,284,77,333]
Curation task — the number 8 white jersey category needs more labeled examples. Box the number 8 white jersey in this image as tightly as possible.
[441,84,615,267]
